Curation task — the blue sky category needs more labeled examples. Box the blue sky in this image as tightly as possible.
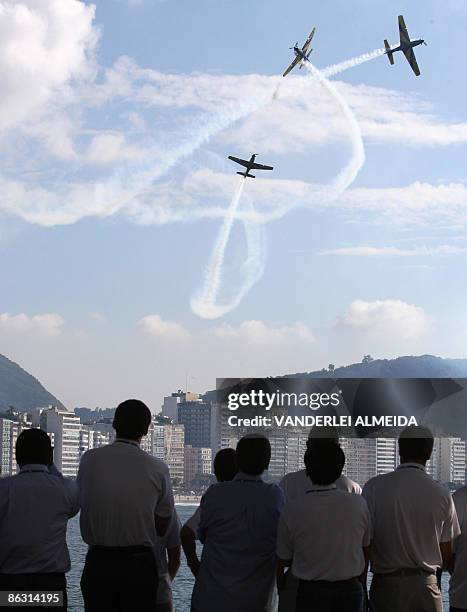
[1,0,467,408]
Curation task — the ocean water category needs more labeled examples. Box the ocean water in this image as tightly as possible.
[66,505,451,611]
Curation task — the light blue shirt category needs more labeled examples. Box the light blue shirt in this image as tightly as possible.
[0,464,79,574]
[192,472,285,612]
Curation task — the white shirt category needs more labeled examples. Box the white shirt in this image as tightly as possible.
[277,484,371,581]
[192,472,285,612]
[362,463,460,574]
[155,513,181,605]
[450,486,467,608]
[184,506,201,538]
[78,439,174,547]
[0,464,79,574]
[279,469,362,502]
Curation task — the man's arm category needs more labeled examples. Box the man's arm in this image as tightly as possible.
[440,540,455,574]
[181,524,200,577]
[276,557,292,591]
[155,467,175,537]
[166,545,181,581]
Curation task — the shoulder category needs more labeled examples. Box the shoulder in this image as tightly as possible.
[146,454,170,474]
[362,473,390,496]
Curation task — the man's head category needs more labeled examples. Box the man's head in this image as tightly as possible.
[113,399,152,441]
[398,425,434,465]
[16,429,53,468]
[304,442,345,486]
[213,448,238,482]
[306,425,339,450]
[236,435,271,476]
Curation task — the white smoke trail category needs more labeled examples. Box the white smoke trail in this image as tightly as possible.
[320,48,387,79]
[191,52,376,319]
[304,61,365,196]
[191,177,267,319]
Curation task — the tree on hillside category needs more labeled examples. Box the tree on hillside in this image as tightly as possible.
[362,355,374,364]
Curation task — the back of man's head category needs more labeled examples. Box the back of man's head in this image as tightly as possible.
[113,399,152,440]
[16,429,53,468]
[214,448,238,482]
[304,442,345,486]
[398,425,434,464]
[307,425,340,449]
[236,435,271,476]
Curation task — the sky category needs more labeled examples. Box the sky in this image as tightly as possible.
[1,0,467,410]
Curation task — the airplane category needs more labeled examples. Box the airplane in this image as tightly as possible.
[283,27,316,77]
[228,154,274,179]
[384,15,426,76]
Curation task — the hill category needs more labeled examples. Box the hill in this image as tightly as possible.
[296,355,467,378]
[0,354,64,411]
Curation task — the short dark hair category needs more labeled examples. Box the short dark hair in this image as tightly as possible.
[113,399,152,440]
[236,435,271,476]
[16,429,53,467]
[398,425,434,463]
[304,443,345,486]
[214,448,238,482]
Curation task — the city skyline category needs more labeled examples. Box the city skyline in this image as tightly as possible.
[1,1,467,407]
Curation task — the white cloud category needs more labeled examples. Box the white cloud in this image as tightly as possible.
[0,0,97,131]
[0,312,64,336]
[138,314,192,342]
[335,300,431,340]
[320,245,467,257]
[86,132,147,166]
[213,320,315,344]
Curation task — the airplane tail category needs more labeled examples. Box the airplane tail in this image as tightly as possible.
[237,171,255,179]
[384,40,394,65]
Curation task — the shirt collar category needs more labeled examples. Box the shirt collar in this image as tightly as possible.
[114,438,140,448]
[397,462,426,472]
[19,464,49,474]
[307,483,338,492]
[234,471,264,483]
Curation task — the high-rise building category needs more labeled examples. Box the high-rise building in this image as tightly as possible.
[0,418,15,476]
[178,399,217,451]
[79,425,111,458]
[184,445,212,489]
[151,420,185,486]
[40,408,81,477]
[340,438,378,485]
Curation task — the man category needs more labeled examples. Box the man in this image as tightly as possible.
[78,399,174,611]
[277,443,370,612]
[279,428,361,501]
[278,429,361,612]
[192,435,284,612]
[450,485,467,611]
[0,428,79,611]
[363,425,459,612]
[181,447,237,577]
[155,513,181,612]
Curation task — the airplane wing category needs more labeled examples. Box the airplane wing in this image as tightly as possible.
[398,15,410,45]
[228,156,249,168]
[250,162,274,171]
[302,27,316,53]
[403,47,421,76]
[283,55,301,77]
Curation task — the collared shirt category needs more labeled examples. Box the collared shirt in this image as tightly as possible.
[277,484,371,581]
[279,469,361,502]
[155,512,181,605]
[362,462,460,574]
[450,486,467,608]
[192,472,285,612]
[0,464,79,574]
[77,439,174,547]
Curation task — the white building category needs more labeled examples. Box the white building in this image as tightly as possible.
[40,408,81,477]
